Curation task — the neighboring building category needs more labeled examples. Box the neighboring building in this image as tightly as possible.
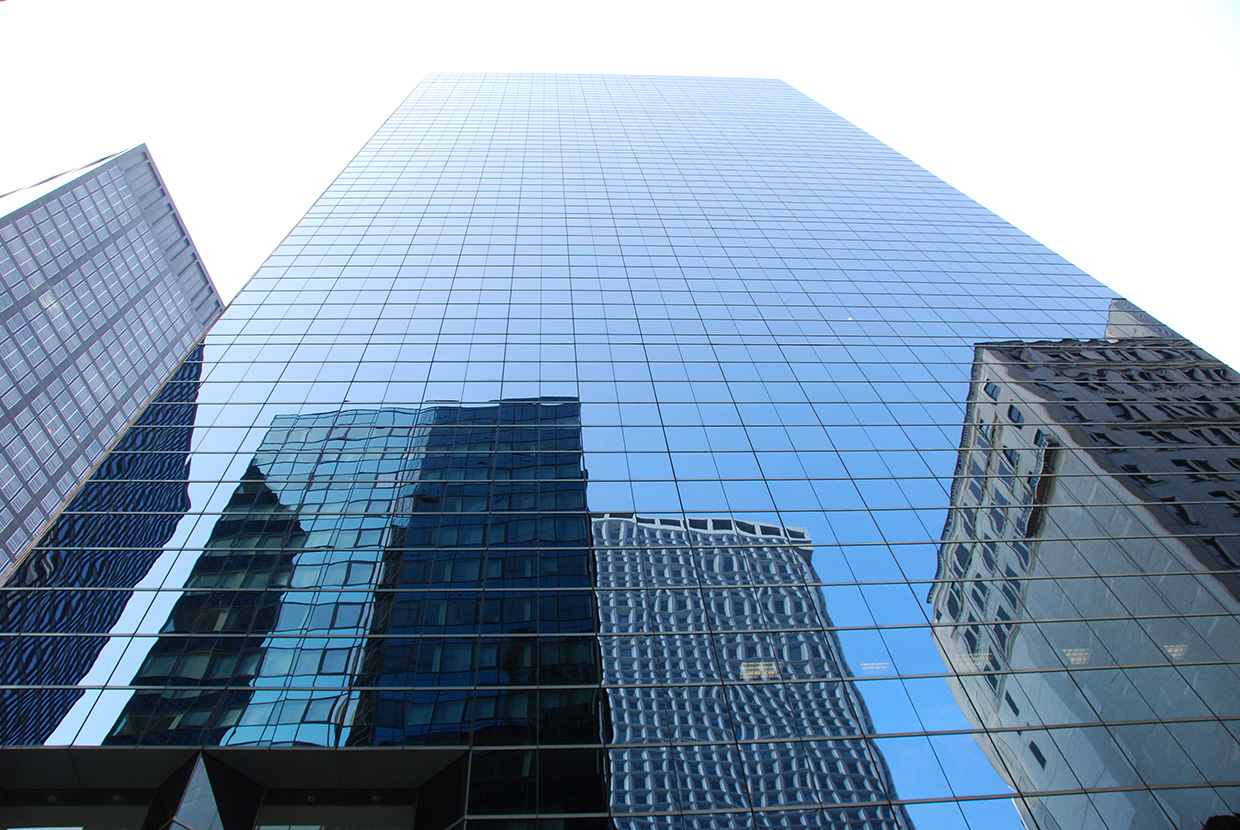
[930,336,1240,829]
[1,75,1237,829]
[0,146,222,572]
[594,513,913,829]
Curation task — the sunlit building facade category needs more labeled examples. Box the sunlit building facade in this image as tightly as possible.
[1,74,1237,830]
[0,146,221,573]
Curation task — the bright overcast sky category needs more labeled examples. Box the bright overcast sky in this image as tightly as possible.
[2,1,1238,364]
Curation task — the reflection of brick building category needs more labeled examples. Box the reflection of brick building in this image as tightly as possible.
[931,338,1240,829]
[595,514,912,830]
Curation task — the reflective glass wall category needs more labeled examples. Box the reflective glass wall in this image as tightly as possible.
[1,74,1237,830]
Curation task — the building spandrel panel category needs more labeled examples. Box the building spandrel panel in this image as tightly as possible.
[0,74,1237,829]
[0,146,222,574]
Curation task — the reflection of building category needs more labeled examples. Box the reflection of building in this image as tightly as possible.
[105,399,606,820]
[1103,298,1183,341]
[595,514,913,829]
[0,344,206,745]
[0,147,221,572]
[105,460,306,746]
[4,75,1240,830]
[931,338,1240,829]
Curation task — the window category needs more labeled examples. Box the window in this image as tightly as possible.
[1028,741,1047,768]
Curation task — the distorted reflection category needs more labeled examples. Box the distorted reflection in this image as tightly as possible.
[7,388,929,825]
[0,344,205,745]
[103,399,608,816]
[932,331,1240,828]
[595,513,914,829]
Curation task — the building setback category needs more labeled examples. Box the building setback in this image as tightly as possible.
[1,75,1237,829]
[0,146,222,572]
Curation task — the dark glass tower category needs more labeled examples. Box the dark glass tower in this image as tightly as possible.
[1,75,1237,830]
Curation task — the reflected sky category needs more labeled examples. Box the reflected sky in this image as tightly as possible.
[2,74,1235,830]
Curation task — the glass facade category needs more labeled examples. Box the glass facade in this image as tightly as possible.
[1,74,1237,830]
[0,146,222,573]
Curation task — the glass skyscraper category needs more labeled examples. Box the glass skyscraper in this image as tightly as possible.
[1,74,1237,830]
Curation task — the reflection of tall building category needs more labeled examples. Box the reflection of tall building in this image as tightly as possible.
[595,513,912,829]
[0,344,207,745]
[105,460,306,746]
[0,147,221,572]
[931,338,1240,829]
[105,399,606,820]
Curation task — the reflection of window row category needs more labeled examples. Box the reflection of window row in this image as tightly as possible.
[16,661,1233,698]
[13,567,1239,588]
[5,636,1225,662]
[84,389,1240,402]
[43,466,1240,478]
[11,611,1239,640]
[39,470,1240,489]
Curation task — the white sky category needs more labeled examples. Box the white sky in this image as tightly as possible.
[2,0,1238,363]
